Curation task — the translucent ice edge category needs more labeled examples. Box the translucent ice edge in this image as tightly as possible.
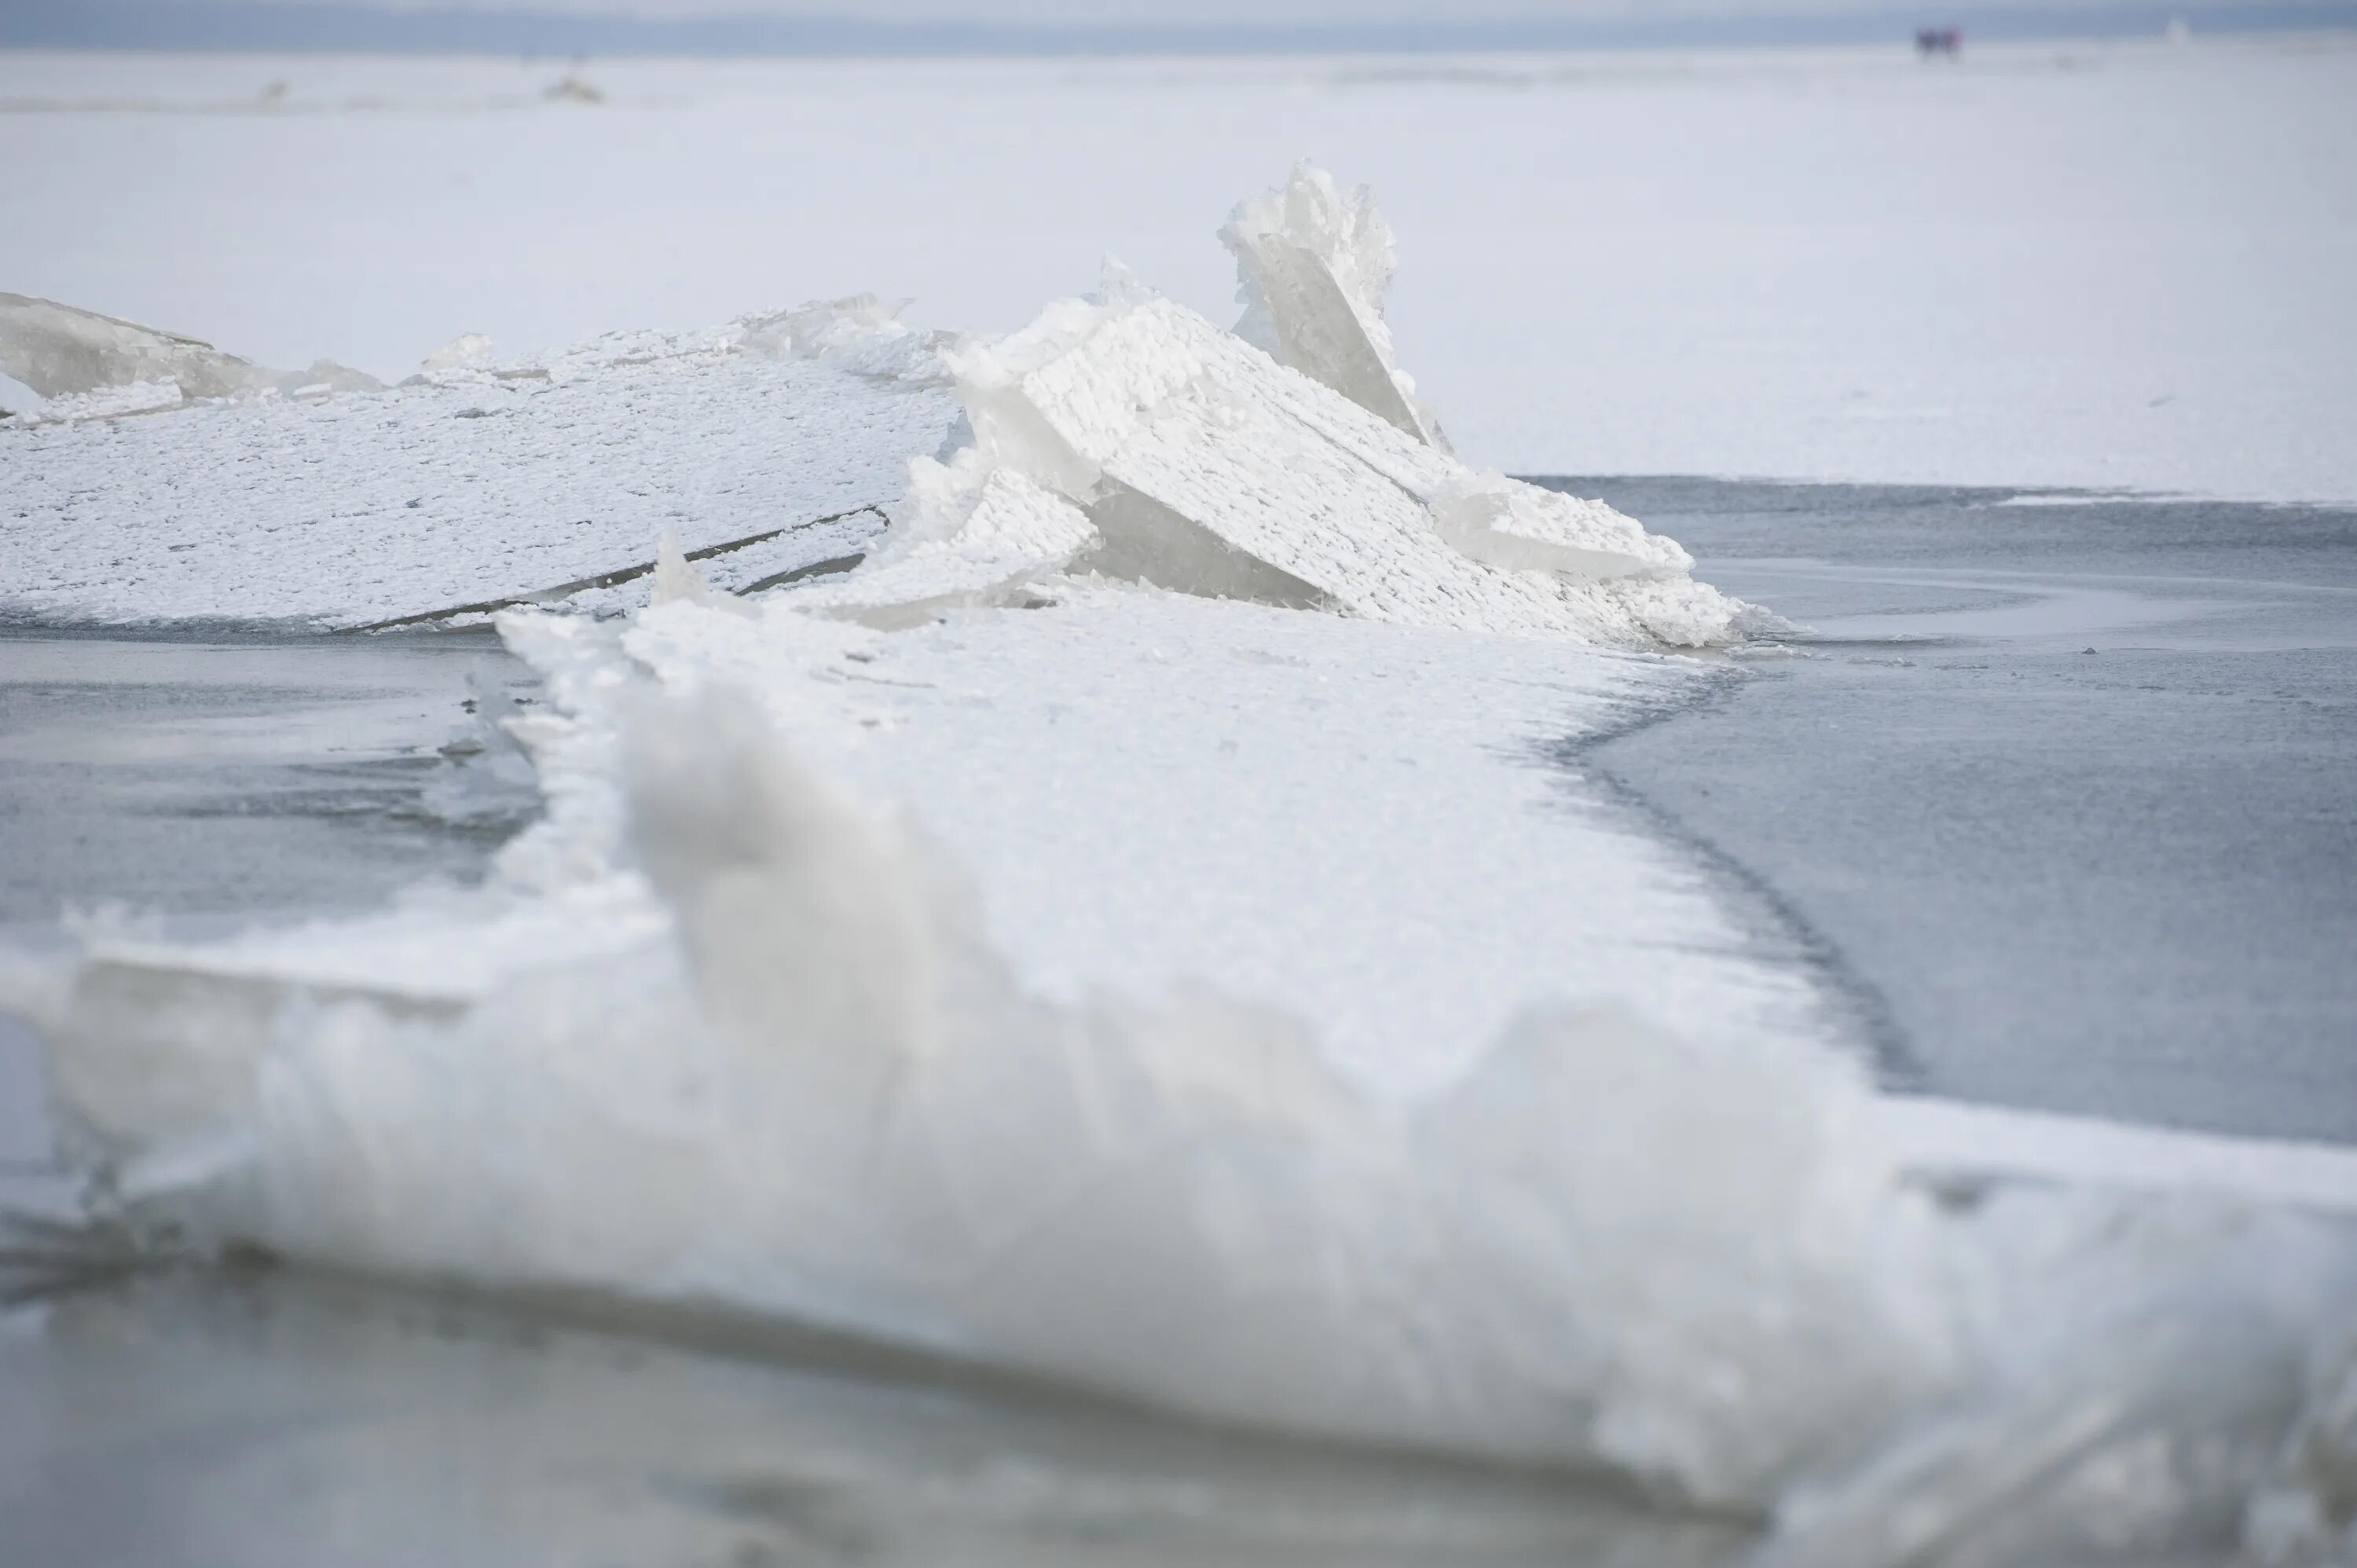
[0,295,955,628]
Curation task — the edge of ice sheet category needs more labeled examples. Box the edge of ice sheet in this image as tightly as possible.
[0,295,957,629]
[1882,1096,2357,1217]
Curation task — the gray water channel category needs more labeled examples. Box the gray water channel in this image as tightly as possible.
[1547,477,2357,1145]
[2,478,2353,1565]
[0,626,529,926]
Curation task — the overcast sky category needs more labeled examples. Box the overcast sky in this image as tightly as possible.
[111,0,2349,16]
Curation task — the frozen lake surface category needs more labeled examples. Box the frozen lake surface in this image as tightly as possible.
[5,36,2353,502]
[5,477,2355,1564]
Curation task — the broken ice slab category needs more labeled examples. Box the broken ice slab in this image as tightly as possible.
[2,342,957,629]
[0,291,277,401]
[949,289,1715,644]
[1222,163,1446,449]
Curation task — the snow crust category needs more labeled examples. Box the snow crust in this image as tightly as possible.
[0,299,955,628]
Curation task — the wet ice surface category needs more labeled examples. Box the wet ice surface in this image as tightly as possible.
[0,627,530,925]
[0,625,534,1229]
[0,1269,1741,1568]
[1563,478,2357,1144]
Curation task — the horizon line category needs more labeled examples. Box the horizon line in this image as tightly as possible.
[7,0,2357,59]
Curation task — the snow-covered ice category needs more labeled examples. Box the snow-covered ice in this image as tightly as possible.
[0,301,954,627]
[7,146,2357,1562]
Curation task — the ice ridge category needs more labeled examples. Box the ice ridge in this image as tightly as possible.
[830,250,1739,647]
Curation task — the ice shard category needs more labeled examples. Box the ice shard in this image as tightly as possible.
[1222,162,1446,449]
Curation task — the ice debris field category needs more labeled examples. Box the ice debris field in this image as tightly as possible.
[9,166,2357,1563]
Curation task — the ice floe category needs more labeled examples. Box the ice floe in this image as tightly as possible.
[869,258,1736,647]
[0,297,955,628]
[1,175,1739,650]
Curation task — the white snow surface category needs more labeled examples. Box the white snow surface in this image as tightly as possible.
[0,304,954,627]
[2,38,2351,502]
[502,588,1824,1090]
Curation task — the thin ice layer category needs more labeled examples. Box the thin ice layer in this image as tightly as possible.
[0,302,956,628]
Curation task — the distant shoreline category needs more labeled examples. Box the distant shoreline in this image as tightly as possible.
[6,0,2356,60]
